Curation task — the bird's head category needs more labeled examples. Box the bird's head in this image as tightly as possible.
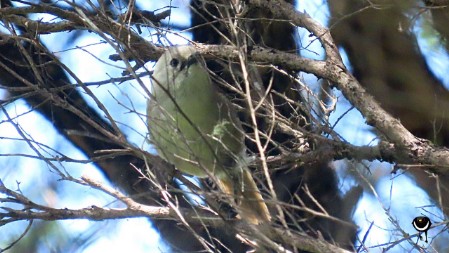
[151,46,205,94]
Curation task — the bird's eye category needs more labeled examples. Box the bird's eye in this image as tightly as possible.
[170,58,179,68]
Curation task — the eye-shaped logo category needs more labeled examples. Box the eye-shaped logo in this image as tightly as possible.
[412,216,432,243]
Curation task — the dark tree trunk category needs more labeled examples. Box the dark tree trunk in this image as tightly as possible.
[328,0,449,216]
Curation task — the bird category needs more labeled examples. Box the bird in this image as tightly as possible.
[147,45,271,224]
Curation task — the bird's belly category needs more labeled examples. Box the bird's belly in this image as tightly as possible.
[150,97,227,178]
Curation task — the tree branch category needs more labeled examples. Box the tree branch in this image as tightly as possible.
[0,176,221,226]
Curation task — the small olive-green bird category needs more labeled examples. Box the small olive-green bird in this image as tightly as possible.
[147,45,271,224]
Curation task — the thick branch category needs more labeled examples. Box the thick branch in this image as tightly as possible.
[0,177,221,225]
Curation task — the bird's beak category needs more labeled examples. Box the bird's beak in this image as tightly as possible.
[186,53,200,68]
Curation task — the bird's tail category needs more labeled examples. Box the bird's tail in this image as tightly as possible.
[217,168,271,225]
